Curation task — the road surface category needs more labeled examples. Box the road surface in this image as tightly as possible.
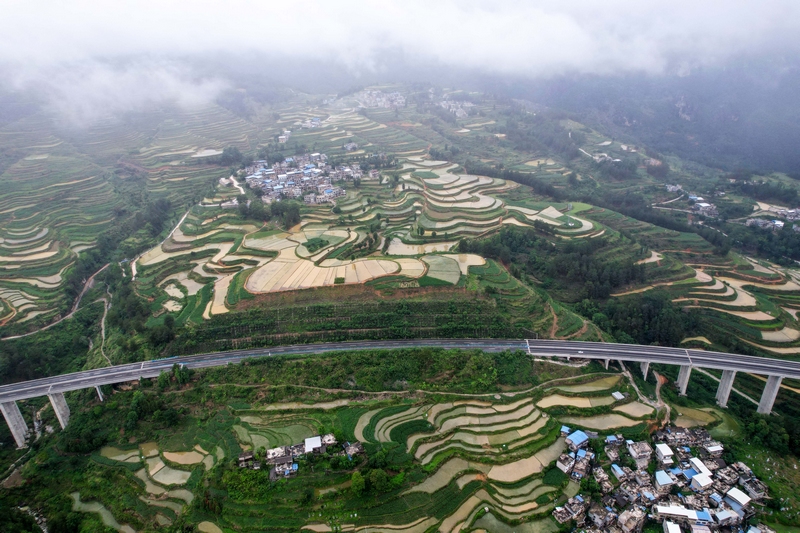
[1,339,799,403]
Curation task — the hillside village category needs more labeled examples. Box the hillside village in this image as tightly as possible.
[238,433,365,481]
[554,426,770,533]
[238,152,378,204]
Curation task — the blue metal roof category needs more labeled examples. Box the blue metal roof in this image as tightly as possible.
[655,471,673,485]
[567,430,589,446]
[682,468,698,479]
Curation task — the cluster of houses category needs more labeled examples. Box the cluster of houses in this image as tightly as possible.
[753,203,800,222]
[241,153,377,204]
[553,426,767,533]
[238,434,365,481]
[355,90,406,109]
[661,186,719,218]
[745,218,787,231]
[278,130,292,144]
[438,99,475,119]
[689,195,719,218]
[746,202,800,231]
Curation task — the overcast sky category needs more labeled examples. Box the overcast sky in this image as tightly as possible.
[2,0,799,122]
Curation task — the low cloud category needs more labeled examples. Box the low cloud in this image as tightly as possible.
[5,60,229,125]
[1,1,798,122]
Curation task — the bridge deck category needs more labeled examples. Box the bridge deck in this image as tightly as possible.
[1,339,799,403]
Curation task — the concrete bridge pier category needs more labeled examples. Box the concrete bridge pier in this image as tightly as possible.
[95,386,104,402]
[604,359,610,370]
[640,361,650,380]
[757,375,783,415]
[715,370,736,408]
[0,401,30,448]
[677,365,692,396]
[48,392,70,429]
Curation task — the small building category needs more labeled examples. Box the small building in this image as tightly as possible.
[627,441,653,469]
[702,442,724,457]
[305,436,324,454]
[611,463,627,481]
[618,507,646,533]
[655,470,675,491]
[715,510,735,526]
[344,441,365,458]
[238,451,255,468]
[605,445,620,462]
[588,504,618,529]
[740,477,768,500]
[664,521,682,533]
[655,505,698,523]
[566,430,589,451]
[266,446,290,463]
[691,473,713,491]
[656,443,675,466]
[557,453,576,474]
[726,486,752,508]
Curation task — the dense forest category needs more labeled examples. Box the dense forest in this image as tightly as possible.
[574,291,698,347]
[458,226,646,300]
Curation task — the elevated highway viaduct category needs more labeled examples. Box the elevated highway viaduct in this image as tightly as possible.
[1,339,798,447]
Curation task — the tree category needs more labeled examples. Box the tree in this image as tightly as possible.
[368,468,390,493]
[157,371,170,390]
[125,410,138,431]
[351,471,365,496]
[219,147,243,166]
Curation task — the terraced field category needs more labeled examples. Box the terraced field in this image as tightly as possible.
[213,371,643,532]
[135,157,600,322]
[86,437,226,529]
[0,99,307,331]
[608,247,800,355]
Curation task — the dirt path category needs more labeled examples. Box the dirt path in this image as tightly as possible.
[97,290,112,366]
[230,176,245,195]
[131,209,191,280]
[562,320,588,340]
[654,373,670,426]
[547,303,558,338]
[619,363,663,424]
[3,263,109,341]
[653,194,684,205]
